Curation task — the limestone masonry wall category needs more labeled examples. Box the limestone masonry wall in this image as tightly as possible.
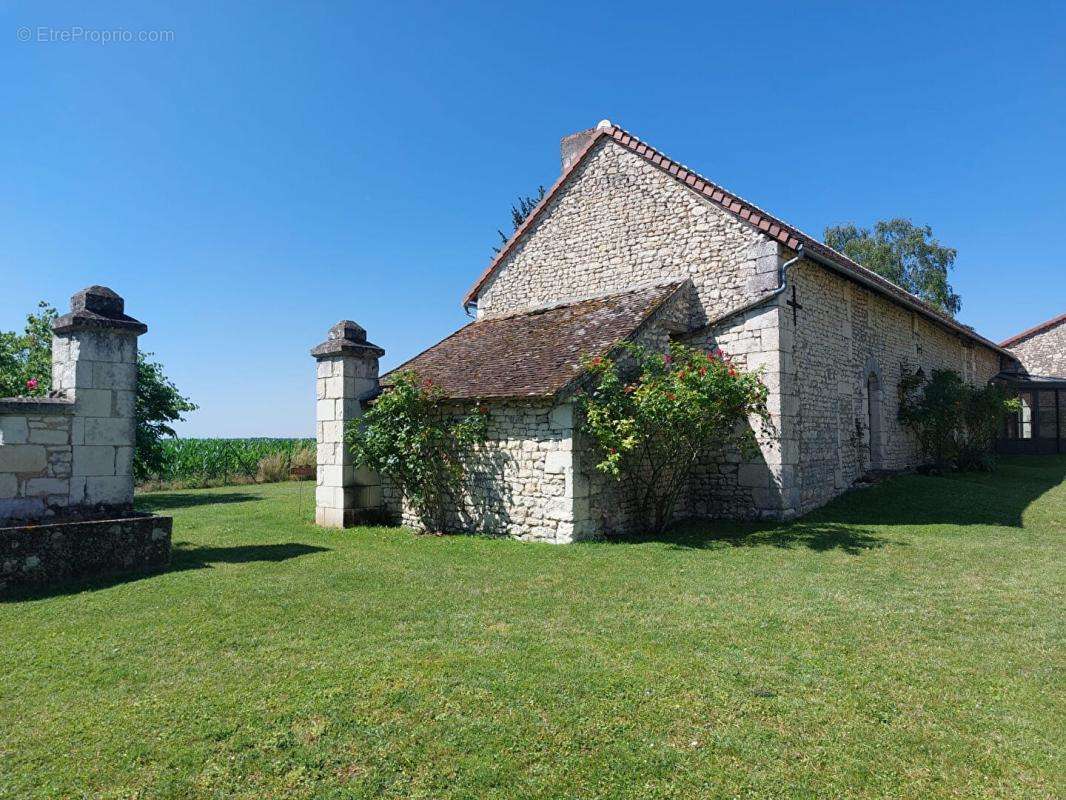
[383,401,579,543]
[476,138,779,324]
[785,259,1002,513]
[1006,318,1066,377]
[1,288,143,524]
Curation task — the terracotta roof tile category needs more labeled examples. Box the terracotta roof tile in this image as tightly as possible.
[1000,312,1066,347]
[461,122,1011,357]
[385,282,684,401]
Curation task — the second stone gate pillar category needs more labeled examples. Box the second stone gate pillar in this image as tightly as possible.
[311,320,385,528]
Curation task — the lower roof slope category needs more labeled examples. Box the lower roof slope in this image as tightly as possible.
[384,282,684,401]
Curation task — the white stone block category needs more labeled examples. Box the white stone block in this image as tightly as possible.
[316,399,335,422]
[115,390,136,418]
[0,444,46,472]
[84,417,134,446]
[92,361,137,391]
[25,477,69,496]
[544,450,571,475]
[0,417,29,445]
[74,388,112,420]
[28,426,69,445]
[85,476,130,505]
[72,445,115,477]
[115,447,134,476]
[549,403,573,430]
[316,360,333,379]
[737,463,770,488]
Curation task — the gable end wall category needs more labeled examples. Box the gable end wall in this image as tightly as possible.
[1006,319,1066,377]
[476,138,780,324]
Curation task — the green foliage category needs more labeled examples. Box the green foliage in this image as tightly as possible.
[898,368,1018,472]
[493,185,546,253]
[135,353,199,481]
[0,302,58,397]
[347,371,488,532]
[148,437,315,484]
[825,218,961,315]
[2,301,198,480]
[579,341,771,533]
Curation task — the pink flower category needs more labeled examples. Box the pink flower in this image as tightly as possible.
[26,378,38,390]
[663,354,672,365]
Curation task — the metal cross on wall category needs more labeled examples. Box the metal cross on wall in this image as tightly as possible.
[786,285,804,324]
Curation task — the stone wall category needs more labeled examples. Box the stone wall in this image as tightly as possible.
[0,399,75,522]
[683,301,794,520]
[1,514,171,596]
[0,287,145,524]
[476,137,779,325]
[383,401,579,543]
[1005,317,1066,377]
[784,258,1002,513]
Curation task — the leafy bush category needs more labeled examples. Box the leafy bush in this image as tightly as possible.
[579,341,771,534]
[347,371,487,533]
[898,369,1018,472]
[256,452,291,484]
[0,302,57,397]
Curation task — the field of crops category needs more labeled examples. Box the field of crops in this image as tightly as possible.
[147,438,316,484]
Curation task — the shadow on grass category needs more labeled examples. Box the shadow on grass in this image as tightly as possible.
[605,520,895,555]
[597,455,1066,551]
[135,492,260,512]
[3,542,328,602]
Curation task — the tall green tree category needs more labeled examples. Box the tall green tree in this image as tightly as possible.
[493,185,546,254]
[824,218,961,315]
[1,302,197,480]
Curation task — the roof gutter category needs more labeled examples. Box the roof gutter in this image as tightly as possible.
[687,245,805,335]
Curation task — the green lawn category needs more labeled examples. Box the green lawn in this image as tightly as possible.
[2,458,1063,799]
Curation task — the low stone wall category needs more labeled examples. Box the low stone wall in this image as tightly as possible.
[382,401,578,543]
[0,513,172,597]
[0,398,76,522]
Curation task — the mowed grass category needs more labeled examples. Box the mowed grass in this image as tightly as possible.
[1,458,1063,799]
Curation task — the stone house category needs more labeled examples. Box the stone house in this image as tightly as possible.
[314,120,1020,541]
[997,312,1066,454]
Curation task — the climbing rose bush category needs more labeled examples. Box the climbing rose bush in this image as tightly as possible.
[347,370,488,534]
[579,341,771,534]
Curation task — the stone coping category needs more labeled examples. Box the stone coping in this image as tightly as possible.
[0,396,75,416]
[0,511,165,533]
[310,339,385,360]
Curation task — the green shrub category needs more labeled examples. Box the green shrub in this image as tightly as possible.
[579,341,771,534]
[347,371,487,533]
[898,369,1018,472]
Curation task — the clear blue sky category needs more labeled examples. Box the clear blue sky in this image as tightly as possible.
[2,1,1063,437]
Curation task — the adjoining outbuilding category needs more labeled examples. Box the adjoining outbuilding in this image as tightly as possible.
[314,120,1026,541]
[996,312,1066,454]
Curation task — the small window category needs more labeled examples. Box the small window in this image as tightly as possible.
[1018,392,1034,440]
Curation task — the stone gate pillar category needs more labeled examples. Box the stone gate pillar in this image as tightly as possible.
[52,285,147,516]
[311,321,384,528]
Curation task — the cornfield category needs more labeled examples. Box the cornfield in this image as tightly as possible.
[150,438,316,483]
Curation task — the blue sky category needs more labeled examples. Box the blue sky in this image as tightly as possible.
[2,1,1063,437]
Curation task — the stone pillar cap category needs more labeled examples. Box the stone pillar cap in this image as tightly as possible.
[311,319,384,360]
[53,285,147,336]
